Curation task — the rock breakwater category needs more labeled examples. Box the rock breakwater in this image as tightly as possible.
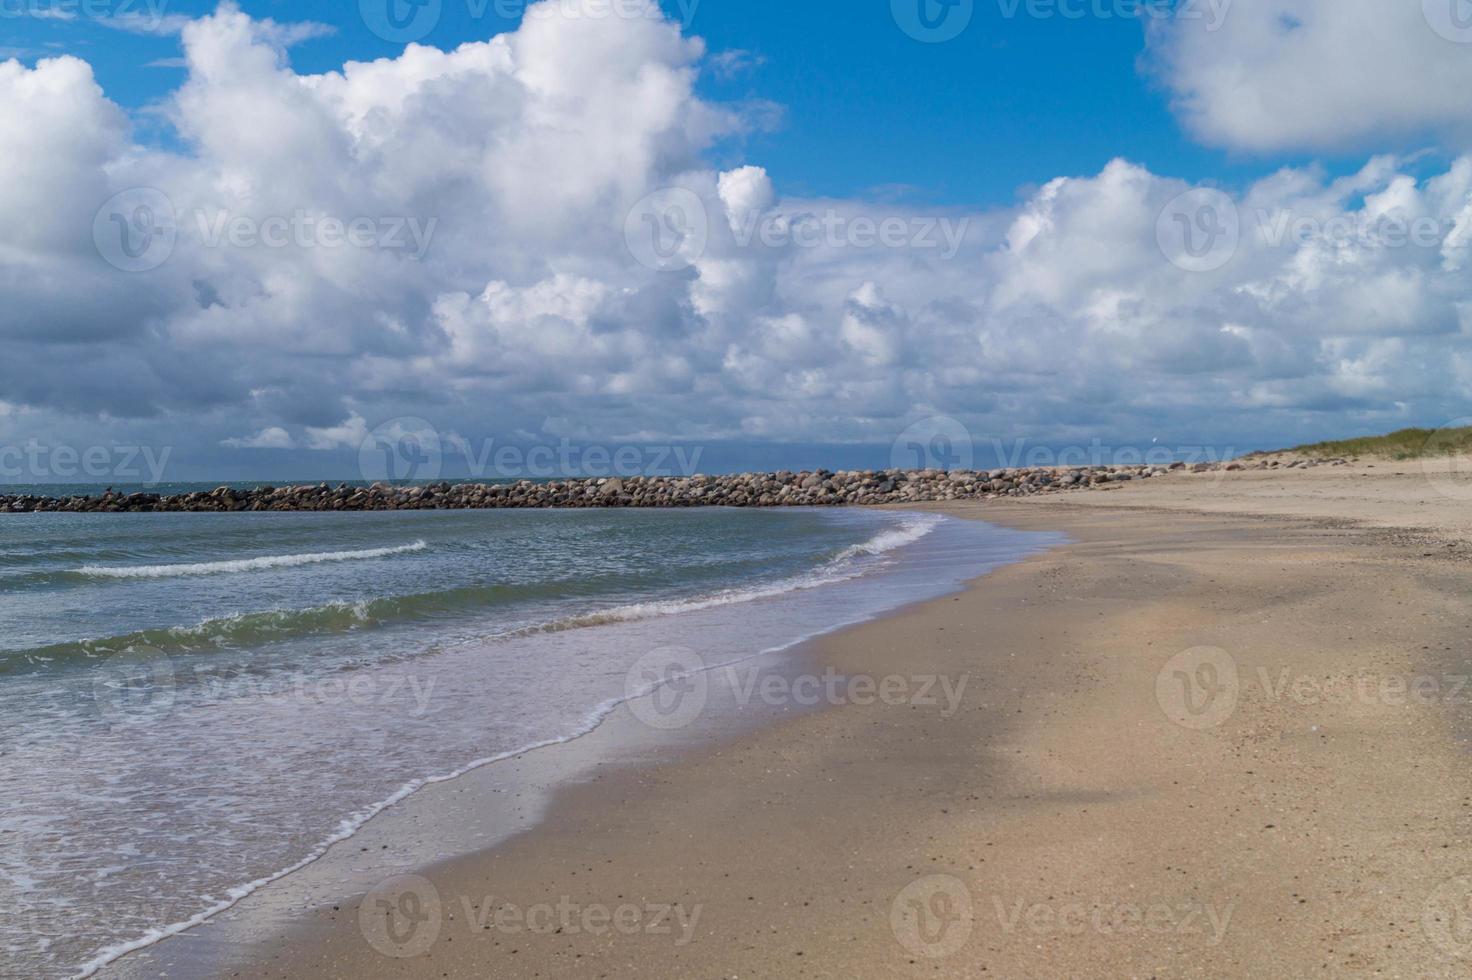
[1,457,1349,513]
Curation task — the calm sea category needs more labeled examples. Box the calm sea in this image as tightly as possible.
[0,504,1060,978]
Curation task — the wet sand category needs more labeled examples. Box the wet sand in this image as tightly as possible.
[225,469,1472,977]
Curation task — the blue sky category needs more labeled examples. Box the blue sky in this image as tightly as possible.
[6,0,1472,482]
[7,0,1373,204]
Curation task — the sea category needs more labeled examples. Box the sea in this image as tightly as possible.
[0,498,1061,978]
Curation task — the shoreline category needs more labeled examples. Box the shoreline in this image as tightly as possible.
[94,466,1472,977]
[242,490,1472,978]
[96,619,873,980]
[86,509,1056,980]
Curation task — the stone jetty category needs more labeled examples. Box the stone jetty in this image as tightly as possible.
[0,457,1350,513]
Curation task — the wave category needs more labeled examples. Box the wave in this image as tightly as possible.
[834,515,941,561]
[0,603,379,675]
[71,636,793,980]
[61,512,954,977]
[76,541,429,579]
[67,526,945,980]
[512,513,943,634]
[4,517,943,675]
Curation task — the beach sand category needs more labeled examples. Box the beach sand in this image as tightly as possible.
[231,464,1472,978]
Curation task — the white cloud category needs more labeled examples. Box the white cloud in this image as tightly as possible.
[1147,0,1472,153]
[6,0,1472,467]
[708,48,764,80]
[303,415,370,451]
[717,166,774,233]
[0,55,124,255]
[222,426,294,449]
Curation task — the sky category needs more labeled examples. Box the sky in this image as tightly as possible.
[5,0,1472,482]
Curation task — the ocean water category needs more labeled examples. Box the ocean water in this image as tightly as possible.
[0,507,1059,978]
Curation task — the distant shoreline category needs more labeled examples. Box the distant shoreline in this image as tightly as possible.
[0,456,1349,513]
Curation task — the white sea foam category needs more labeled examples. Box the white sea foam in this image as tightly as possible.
[65,514,951,979]
[77,541,429,579]
[834,514,942,561]
[17,518,940,672]
[72,643,791,980]
[515,514,945,634]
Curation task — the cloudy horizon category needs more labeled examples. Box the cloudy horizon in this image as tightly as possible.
[6,0,1472,483]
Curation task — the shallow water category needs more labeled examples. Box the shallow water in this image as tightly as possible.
[0,507,1060,978]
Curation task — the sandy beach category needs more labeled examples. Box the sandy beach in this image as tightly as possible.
[15,1,1472,976]
[220,463,1472,978]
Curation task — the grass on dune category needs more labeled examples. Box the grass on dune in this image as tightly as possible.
[1286,427,1472,460]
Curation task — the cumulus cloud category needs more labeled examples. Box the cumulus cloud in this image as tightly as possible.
[6,0,1472,476]
[1147,0,1472,153]
[222,426,294,450]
